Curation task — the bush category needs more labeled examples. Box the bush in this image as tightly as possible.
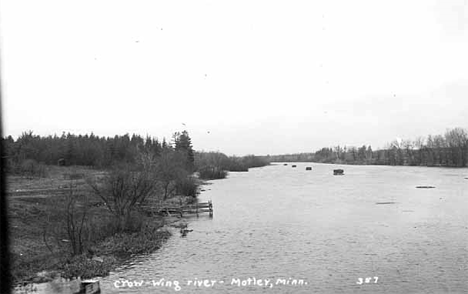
[87,164,160,231]
[176,176,199,197]
[10,159,49,178]
[198,166,228,180]
[122,212,145,233]
[61,254,117,279]
[96,228,171,257]
[84,214,120,243]
[225,160,248,172]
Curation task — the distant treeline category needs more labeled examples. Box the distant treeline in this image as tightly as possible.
[269,127,468,167]
[2,131,270,179]
[2,131,174,169]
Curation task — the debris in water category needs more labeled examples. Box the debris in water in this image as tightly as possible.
[416,186,435,189]
[333,169,344,175]
[181,229,193,237]
[180,224,193,237]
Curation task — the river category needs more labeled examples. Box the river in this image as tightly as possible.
[24,163,468,293]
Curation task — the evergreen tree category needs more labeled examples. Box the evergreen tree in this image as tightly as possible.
[173,130,195,171]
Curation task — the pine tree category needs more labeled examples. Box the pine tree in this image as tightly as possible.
[174,130,195,171]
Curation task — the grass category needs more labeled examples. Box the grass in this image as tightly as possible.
[6,165,175,285]
[58,226,171,280]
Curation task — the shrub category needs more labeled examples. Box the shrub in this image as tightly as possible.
[198,166,228,180]
[13,159,49,178]
[175,176,199,197]
[96,228,171,257]
[84,214,120,244]
[61,254,117,279]
[87,164,160,231]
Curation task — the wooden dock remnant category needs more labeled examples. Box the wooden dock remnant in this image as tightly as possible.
[157,201,213,218]
[333,169,344,175]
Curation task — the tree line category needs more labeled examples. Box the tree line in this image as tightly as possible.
[2,130,270,179]
[269,127,468,167]
[2,131,174,169]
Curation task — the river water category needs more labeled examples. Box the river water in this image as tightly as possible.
[24,163,468,293]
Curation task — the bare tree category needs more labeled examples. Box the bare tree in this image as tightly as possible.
[155,150,188,201]
[444,128,468,167]
[87,164,159,231]
[65,186,88,255]
[42,178,89,256]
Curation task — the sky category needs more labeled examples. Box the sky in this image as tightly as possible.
[1,0,468,156]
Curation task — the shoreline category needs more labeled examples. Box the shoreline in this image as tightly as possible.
[8,167,209,291]
[11,207,190,288]
[11,210,203,294]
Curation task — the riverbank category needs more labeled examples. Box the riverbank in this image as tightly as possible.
[7,166,201,289]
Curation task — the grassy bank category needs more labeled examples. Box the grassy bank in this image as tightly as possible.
[7,165,193,286]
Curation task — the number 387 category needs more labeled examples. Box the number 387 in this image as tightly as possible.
[356,277,378,285]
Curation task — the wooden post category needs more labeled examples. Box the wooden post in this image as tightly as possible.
[196,202,199,218]
[209,201,213,218]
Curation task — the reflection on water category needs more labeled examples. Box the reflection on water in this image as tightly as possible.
[22,163,468,293]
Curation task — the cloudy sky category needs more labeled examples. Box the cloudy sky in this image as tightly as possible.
[1,0,467,155]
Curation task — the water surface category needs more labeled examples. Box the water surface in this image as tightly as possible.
[52,163,468,293]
